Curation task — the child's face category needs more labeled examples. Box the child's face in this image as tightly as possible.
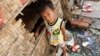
[40,7,55,23]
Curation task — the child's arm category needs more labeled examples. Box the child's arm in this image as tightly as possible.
[61,22,68,41]
[34,22,44,37]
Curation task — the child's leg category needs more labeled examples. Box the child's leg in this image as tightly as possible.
[62,46,67,56]
[59,43,69,56]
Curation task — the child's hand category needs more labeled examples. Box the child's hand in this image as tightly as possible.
[34,32,39,38]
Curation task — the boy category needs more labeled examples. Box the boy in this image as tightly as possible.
[36,1,68,56]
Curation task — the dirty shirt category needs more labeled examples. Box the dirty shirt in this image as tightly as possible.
[46,18,64,46]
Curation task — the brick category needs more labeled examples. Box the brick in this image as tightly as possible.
[70,20,80,26]
[78,22,89,28]
[82,18,92,24]
[70,20,89,28]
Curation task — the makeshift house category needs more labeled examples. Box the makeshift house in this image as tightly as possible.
[0,0,71,56]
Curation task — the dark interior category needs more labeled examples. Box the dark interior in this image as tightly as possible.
[16,2,45,33]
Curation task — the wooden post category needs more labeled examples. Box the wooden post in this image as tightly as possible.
[60,0,71,21]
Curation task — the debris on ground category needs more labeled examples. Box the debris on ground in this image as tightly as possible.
[50,0,100,56]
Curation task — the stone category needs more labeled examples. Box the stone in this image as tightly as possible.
[90,18,100,29]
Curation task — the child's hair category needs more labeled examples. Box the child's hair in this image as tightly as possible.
[36,1,54,14]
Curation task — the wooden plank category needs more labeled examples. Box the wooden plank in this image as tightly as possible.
[7,0,36,24]
[60,0,71,21]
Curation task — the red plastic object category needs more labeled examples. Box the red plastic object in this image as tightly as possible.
[83,3,92,9]
[82,4,93,12]
[82,3,93,12]
[72,45,80,52]
[19,0,28,5]
[82,8,93,12]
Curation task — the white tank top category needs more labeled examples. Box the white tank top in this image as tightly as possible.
[46,18,64,45]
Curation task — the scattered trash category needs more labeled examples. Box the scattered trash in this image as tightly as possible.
[76,30,97,56]
[82,3,93,12]
[82,8,93,12]
[72,45,80,52]
[82,3,92,8]
[69,0,100,56]
[82,42,89,47]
